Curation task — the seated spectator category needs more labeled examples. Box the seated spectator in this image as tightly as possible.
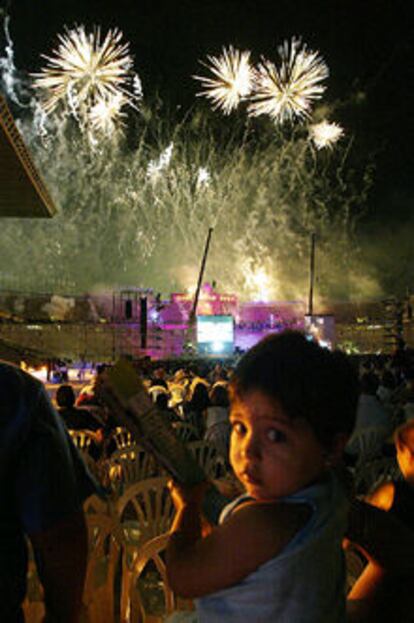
[376,370,396,407]
[171,368,189,386]
[183,381,210,437]
[346,373,392,459]
[208,362,228,385]
[204,384,231,460]
[150,365,169,389]
[149,383,170,403]
[75,363,109,408]
[168,384,186,417]
[391,366,414,407]
[155,392,181,423]
[56,384,103,432]
[366,419,414,521]
[345,419,414,622]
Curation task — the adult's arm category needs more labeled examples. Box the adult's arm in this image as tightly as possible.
[347,498,414,572]
[29,510,88,623]
[346,498,414,622]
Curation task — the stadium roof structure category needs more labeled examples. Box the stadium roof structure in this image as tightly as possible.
[0,93,57,218]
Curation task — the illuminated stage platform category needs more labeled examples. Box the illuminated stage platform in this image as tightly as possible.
[0,283,349,360]
[0,284,310,360]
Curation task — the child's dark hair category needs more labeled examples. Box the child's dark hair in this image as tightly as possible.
[229,331,359,449]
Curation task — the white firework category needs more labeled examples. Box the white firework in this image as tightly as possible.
[194,45,254,114]
[32,25,139,119]
[243,263,272,302]
[132,74,144,100]
[309,120,344,149]
[196,166,210,189]
[248,37,329,124]
[89,93,126,134]
[147,142,174,181]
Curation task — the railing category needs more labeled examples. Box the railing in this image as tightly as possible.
[0,93,57,216]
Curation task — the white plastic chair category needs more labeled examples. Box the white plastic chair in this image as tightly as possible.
[83,505,124,623]
[187,439,225,479]
[69,429,103,481]
[22,541,45,623]
[105,444,158,492]
[172,421,199,442]
[346,426,388,464]
[354,456,401,496]
[116,477,176,622]
[124,533,194,623]
[109,426,134,451]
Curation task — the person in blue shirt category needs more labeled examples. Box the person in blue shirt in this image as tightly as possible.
[0,360,97,623]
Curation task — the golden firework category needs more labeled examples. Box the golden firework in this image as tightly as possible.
[33,25,137,119]
[248,38,329,124]
[194,45,253,114]
[309,120,344,149]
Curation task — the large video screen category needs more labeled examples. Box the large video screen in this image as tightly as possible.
[196,315,234,355]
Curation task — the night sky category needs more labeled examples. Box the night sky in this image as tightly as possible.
[3,0,414,223]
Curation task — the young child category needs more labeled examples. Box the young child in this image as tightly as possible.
[166,331,359,622]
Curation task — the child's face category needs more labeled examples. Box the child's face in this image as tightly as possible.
[229,390,327,501]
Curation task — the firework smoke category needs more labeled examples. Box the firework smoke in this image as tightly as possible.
[147,142,174,181]
[0,25,373,301]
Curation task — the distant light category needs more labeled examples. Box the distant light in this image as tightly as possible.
[318,339,331,350]
[212,341,224,353]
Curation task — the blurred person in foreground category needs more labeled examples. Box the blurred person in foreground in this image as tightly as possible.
[0,361,97,623]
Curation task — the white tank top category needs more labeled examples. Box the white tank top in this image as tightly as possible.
[195,472,348,623]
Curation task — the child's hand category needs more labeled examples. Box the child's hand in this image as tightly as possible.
[168,479,210,511]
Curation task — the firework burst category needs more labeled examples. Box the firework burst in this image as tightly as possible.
[33,25,139,120]
[194,45,254,114]
[89,93,126,134]
[248,37,329,124]
[309,120,344,149]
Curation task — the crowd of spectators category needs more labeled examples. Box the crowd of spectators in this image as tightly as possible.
[46,340,414,474]
[4,336,414,621]
[51,359,235,465]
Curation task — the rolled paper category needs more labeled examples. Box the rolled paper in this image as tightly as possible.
[102,359,228,522]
